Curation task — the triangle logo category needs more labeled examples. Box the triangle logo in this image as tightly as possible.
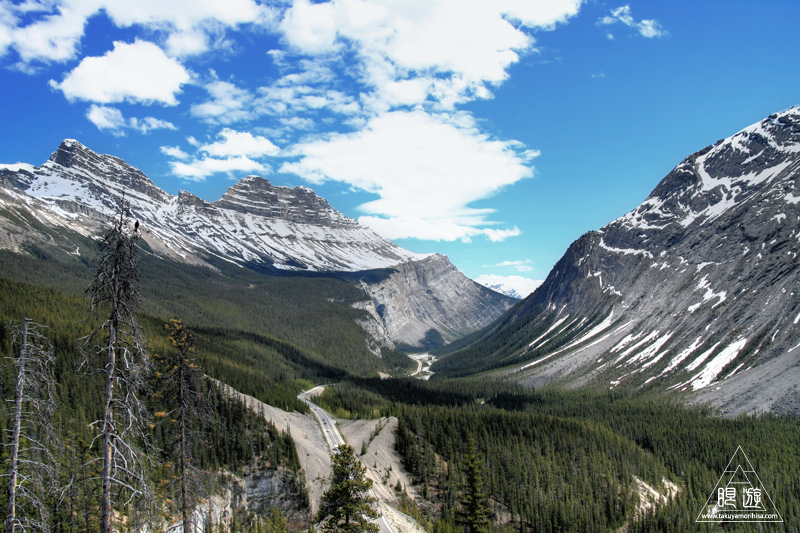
[696,445,783,522]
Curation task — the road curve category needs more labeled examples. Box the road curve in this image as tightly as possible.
[298,387,395,533]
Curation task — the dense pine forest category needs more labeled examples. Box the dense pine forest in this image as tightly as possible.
[0,235,413,409]
[0,274,308,530]
[315,378,800,532]
[1,217,798,532]
[0,211,364,530]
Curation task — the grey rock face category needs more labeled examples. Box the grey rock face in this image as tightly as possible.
[244,468,310,525]
[360,254,515,346]
[1,140,420,272]
[0,139,514,346]
[216,175,355,228]
[443,107,800,415]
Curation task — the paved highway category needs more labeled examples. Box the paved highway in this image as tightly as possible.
[298,387,394,533]
[409,353,436,380]
[410,356,423,377]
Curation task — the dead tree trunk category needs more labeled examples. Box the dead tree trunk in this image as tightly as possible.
[86,197,150,533]
[4,318,27,533]
[100,321,116,533]
[180,363,190,533]
[3,318,57,533]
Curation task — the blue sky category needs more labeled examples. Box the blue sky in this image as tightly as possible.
[1,0,797,295]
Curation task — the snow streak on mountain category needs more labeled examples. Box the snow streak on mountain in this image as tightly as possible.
[0,140,514,347]
[1,139,428,272]
[436,107,800,416]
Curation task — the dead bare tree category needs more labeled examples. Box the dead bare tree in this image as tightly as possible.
[83,198,152,533]
[3,318,58,533]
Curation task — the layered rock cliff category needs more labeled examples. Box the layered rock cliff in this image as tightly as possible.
[358,254,514,346]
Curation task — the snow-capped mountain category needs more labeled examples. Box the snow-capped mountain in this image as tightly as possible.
[483,283,524,299]
[436,107,800,415]
[0,139,514,347]
[476,275,544,299]
[1,139,423,272]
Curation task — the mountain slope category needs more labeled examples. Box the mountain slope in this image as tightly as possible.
[0,140,513,347]
[0,139,423,271]
[435,107,800,415]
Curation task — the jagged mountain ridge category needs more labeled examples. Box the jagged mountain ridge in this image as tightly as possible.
[436,107,800,415]
[482,283,524,299]
[0,139,514,347]
[1,139,420,271]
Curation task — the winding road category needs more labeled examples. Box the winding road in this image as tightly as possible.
[409,353,436,380]
[298,387,395,533]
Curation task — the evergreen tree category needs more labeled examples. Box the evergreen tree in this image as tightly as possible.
[317,444,379,533]
[152,317,209,533]
[456,436,490,533]
[264,506,289,533]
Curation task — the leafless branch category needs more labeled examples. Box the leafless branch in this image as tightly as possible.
[80,196,154,532]
[4,318,59,533]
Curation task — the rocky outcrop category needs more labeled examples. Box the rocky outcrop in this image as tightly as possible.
[361,254,515,346]
[244,467,310,526]
[180,467,310,532]
[437,107,800,415]
[216,175,356,228]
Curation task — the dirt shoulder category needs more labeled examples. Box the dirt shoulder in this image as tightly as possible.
[215,382,332,514]
[338,417,418,508]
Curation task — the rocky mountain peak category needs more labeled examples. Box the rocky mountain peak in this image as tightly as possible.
[50,138,84,167]
[1,138,514,348]
[436,108,800,415]
[215,175,355,227]
[44,139,170,205]
[177,189,212,209]
[619,107,800,233]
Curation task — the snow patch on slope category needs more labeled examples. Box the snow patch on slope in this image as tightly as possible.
[676,338,749,391]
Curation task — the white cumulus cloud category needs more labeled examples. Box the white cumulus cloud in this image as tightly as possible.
[86,105,126,134]
[169,156,269,182]
[191,78,256,123]
[278,0,583,110]
[128,116,178,134]
[86,104,176,136]
[0,0,271,65]
[200,129,280,158]
[50,40,191,105]
[164,128,279,181]
[8,3,89,65]
[282,109,533,242]
[160,145,191,160]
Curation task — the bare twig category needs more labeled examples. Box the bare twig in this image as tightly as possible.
[3,318,59,533]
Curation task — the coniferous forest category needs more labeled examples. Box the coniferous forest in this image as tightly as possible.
[314,378,800,533]
[0,216,798,532]
[0,216,310,531]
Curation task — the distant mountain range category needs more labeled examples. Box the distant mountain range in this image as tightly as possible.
[435,107,800,416]
[0,140,513,348]
[477,275,544,299]
[481,282,524,299]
